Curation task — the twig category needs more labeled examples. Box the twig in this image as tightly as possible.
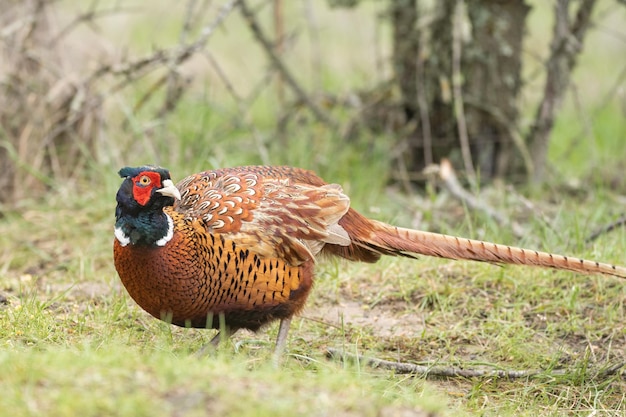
[438,159,526,239]
[49,4,137,46]
[327,348,547,379]
[326,348,626,380]
[41,0,240,148]
[238,0,338,129]
[527,0,598,183]
[451,0,475,180]
[87,0,238,83]
[585,215,626,243]
[157,0,200,119]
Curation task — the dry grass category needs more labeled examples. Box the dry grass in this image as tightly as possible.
[0,0,103,204]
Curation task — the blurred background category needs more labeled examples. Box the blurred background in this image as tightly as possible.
[1,0,625,208]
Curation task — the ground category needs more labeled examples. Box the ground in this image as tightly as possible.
[1,183,624,415]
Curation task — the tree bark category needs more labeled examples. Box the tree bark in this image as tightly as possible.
[391,0,456,174]
[390,0,419,122]
[393,0,531,182]
[463,0,530,179]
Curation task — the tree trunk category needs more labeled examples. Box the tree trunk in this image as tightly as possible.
[391,0,456,174]
[392,0,530,182]
[390,0,419,123]
[463,0,530,179]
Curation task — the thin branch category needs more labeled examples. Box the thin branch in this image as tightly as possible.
[238,0,338,129]
[41,0,240,148]
[88,0,239,83]
[157,0,200,119]
[327,348,546,378]
[49,4,137,46]
[326,348,626,380]
[451,0,475,180]
[585,215,626,243]
[527,0,598,183]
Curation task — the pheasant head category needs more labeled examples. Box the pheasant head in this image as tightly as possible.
[115,166,181,247]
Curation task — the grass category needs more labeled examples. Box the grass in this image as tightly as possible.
[2,1,626,415]
[0,345,446,417]
[1,162,625,416]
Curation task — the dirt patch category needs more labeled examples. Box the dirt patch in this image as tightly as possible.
[306,299,427,339]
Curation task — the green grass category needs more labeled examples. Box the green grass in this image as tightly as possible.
[1,162,625,416]
[2,1,626,415]
[0,345,447,417]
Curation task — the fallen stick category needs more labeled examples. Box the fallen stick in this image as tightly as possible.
[438,159,526,239]
[585,215,626,244]
[326,348,626,380]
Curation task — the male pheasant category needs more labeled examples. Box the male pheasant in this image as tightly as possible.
[113,165,626,356]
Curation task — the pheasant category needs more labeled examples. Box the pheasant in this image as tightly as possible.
[113,165,626,357]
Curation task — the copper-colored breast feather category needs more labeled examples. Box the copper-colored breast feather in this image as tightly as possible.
[172,168,352,266]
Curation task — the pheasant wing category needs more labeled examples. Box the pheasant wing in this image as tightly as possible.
[173,169,351,265]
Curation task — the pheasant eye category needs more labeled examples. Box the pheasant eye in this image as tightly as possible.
[138,175,152,186]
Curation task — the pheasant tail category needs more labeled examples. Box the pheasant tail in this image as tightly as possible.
[357,219,626,279]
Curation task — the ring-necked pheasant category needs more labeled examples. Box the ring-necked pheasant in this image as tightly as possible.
[113,165,626,356]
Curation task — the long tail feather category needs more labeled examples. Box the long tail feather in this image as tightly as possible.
[363,219,626,278]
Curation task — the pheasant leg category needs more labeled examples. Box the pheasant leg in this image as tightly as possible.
[272,317,292,364]
[196,327,238,357]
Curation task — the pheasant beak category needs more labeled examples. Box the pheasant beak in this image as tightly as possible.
[157,179,182,200]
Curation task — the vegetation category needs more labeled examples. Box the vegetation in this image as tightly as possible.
[1,0,625,415]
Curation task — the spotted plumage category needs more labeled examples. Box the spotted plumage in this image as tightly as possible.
[113,165,626,355]
[114,166,337,334]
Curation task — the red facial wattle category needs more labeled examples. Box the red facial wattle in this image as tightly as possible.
[132,171,163,206]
